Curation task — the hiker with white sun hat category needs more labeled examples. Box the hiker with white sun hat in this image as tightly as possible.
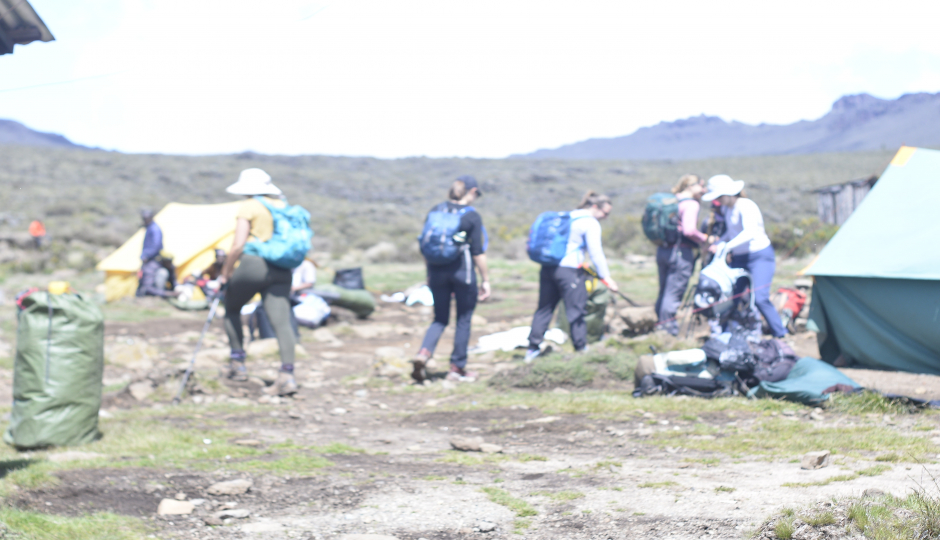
[703,174,787,337]
[219,168,313,396]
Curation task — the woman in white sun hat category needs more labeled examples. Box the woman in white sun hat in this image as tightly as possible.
[218,168,299,396]
[703,174,787,338]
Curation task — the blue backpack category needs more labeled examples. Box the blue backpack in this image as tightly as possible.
[243,196,313,269]
[527,211,586,265]
[419,204,485,265]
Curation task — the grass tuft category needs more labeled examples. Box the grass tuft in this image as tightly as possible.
[481,487,537,517]
[638,481,677,489]
[804,511,835,526]
[0,508,147,540]
[532,490,585,502]
[773,516,795,539]
[828,390,920,415]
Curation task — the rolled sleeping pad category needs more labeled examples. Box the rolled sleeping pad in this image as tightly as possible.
[311,284,375,319]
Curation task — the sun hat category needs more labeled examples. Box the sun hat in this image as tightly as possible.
[702,174,745,202]
[225,168,282,196]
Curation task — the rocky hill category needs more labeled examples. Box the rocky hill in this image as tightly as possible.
[520,93,940,160]
[0,119,83,148]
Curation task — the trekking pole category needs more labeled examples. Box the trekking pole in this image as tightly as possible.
[173,292,223,405]
[582,264,641,307]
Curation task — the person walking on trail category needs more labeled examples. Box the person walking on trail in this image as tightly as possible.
[28,220,46,249]
[412,175,491,384]
[525,191,619,362]
[654,175,711,336]
[136,250,180,298]
[140,209,163,262]
[704,174,788,338]
[219,168,302,396]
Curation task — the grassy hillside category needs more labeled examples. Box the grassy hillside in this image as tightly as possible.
[0,146,894,269]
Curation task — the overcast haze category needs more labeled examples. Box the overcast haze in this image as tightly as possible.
[3,0,940,158]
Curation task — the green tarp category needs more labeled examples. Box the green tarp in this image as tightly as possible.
[5,292,104,449]
[807,146,940,373]
[748,357,860,406]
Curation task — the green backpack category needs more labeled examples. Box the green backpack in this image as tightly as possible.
[5,291,104,449]
[642,193,681,246]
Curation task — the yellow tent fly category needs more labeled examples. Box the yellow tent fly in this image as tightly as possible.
[96,202,243,302]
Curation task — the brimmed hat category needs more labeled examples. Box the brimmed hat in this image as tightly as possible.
[702,174,745,202]
[226,168,282,196]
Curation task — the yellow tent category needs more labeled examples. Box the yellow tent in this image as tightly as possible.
[96,202,242,302]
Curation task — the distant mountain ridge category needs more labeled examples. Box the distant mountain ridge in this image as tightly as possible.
[518,92,940,160]
[0,119,82,148]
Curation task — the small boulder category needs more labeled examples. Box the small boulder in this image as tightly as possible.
[128,381,154,401]
[617,306,658,335]
[800,450,830,470]
[477,521,498,533]
[157,498,194,515]
[450,436,484,452]
[863,488,886,498]
[480,443,503,454]
[207,478,252,496]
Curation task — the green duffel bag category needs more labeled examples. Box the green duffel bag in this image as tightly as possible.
[5,291,104,449]
[311,284,376,319]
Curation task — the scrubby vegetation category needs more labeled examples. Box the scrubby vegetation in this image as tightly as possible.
[0,146,893,273]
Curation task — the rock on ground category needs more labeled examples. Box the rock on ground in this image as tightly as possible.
[801,450,830,470]
[157,499,194,515]
[206,478,253,495]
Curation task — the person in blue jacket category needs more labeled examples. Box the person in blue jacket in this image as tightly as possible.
[140,209,163,262]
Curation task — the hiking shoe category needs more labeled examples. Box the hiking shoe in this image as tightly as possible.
[227,360,248,382]
[445,365,477,383]
[266,372,298,396]
[410,348,431,384]
[524,348,541,364]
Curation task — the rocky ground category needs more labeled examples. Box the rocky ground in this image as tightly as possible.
[2,294,939,540]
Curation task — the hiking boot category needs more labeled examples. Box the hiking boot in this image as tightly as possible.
[227,360,248,382]
[445,365,477,383]
[410,348,431,384]
[524,348,541,364]
[265,372,298,396]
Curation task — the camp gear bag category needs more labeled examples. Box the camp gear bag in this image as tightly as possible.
[751,339,798,382]
[5,291,104,449]
[333,267,365,290]
[642,193,681,245]
[419,204,476,266]
[243,196,313,270]
[527,211,586,265]
[633,373,735,398]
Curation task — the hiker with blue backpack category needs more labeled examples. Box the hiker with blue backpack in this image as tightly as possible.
[412,176,491,383]
[219,168,313,396]
[524,191,619,362]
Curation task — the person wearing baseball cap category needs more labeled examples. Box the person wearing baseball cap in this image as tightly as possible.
[703,175,787,337]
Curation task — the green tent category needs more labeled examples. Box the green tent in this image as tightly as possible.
[806,146,940,374]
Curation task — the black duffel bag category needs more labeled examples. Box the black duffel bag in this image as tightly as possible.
[333,267,364,290]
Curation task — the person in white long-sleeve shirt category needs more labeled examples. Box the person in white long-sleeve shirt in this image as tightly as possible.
[704,174,787,337]
[526,191,619,361]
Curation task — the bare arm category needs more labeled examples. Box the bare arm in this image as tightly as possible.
[473,254,491,301]
[220,218,251,283]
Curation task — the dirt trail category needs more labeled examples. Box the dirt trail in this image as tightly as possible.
[12,301,940,539]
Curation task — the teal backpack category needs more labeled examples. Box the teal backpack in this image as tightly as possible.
[641,193,681,246]
[243,196,313,269]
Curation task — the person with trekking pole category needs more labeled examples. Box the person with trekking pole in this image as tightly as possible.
[654,175,711,336]
[703,174,787,338]
[218,168,313,396]
[411,176,491,384]
[524,191,619,362]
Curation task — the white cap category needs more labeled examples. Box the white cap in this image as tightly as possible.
[225,168,282,196]
[702,174,745,202]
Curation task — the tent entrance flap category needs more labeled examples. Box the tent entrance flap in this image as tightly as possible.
[807,276,940,374]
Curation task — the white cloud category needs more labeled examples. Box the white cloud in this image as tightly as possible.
[3,0,940,157]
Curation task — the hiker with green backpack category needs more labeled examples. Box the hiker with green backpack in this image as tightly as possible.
[219,168,313,396]
[643,175,713,335]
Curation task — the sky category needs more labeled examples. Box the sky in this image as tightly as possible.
[3,0,940,158]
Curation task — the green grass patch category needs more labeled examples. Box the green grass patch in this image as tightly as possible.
[774,515,796,539]
[638,481,677,489]
[310,442,367,454]
[437,451,508,466]
[804,511,836,526]
[783,464,891,487]
[515,454,548,462]
[828,390,921,415]
[532,490,585,502]
[421,475,446,481]
[875,452,902,463]
[0,508,147,540]
[512,518,532,534]
[481,487,537,517]
[714,485,735,493]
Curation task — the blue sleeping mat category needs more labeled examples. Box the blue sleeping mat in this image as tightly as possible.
[747,357,860,406]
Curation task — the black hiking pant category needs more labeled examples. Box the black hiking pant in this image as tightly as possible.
[528,265,588,351]
[224,254,295,368]
[419,255,478,369]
